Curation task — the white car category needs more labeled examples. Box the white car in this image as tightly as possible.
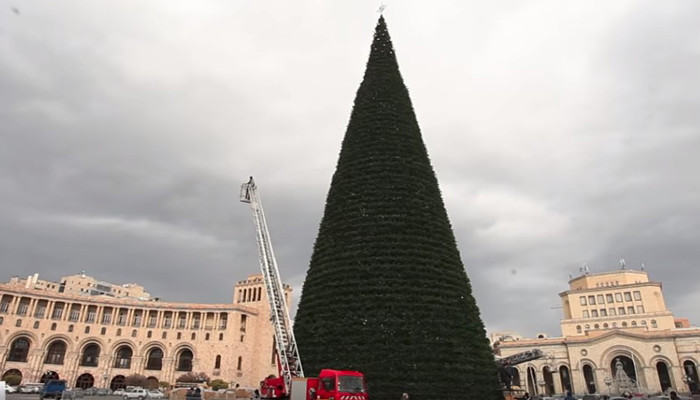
[114,389,126,396]
[5,386,18,394]
[147,390,165,399]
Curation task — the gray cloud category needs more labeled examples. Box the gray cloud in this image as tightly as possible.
[1,0,699,338]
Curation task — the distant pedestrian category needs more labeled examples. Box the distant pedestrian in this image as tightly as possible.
[401,393,409,400]
[522,393,531,400]
[670,391,680,400]
[564,391,576,400]
[253,389,261,400]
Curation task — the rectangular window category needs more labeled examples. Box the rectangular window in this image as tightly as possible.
[580,296,587,306]
[588,296,596,305]
[637,305,645,314]
[597,295,605,304]
[86,311,96,323]
[0,302,10,313]
[606,294,614,303]
[627,306,635,314]
[34,307,46,318]
[600,309,607,317]
[633,291,642,301]
[17,304,28,315]
[591,310,599,317]
[624,292,632,301]
[70,310,80,321]
[609,308,616,316]
[615,293,623,302]
[102,314,111,324]
[618,307,626,315]
[582,310,589,318]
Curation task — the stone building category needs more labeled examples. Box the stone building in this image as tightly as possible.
[0,273,290,390]
[494,267,700,396]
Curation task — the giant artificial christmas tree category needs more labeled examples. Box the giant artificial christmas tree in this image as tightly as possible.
[294,16,502,400]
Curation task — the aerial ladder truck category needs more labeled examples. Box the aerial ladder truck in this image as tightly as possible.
[495,349,545,400]
[240,177,369,400]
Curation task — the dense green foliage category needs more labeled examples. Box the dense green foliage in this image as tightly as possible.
[294,16,502,400]
[4,373,22,386]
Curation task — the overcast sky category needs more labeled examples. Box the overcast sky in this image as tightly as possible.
[1,1,699,338]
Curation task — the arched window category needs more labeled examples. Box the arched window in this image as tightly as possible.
[177,349,193,371]
[68,325,74,332]
[651,320,658,328]
[162,332,167,339]
[44,341,67,364]
[631,321,637,326]
[84,326,90,334]
[219,333,223,341]
[191,333,196,340]
[114,346,133,369]
[214,355,221,369]
[101,327,107,335]
[147,331,152,338]
[177,332,182,340]
[576,325,582,334]
[116,328,122,336]
[33,321,40,329]
[237,356,242,371]
[15,319,22,327]
[205,333,210,341]
[622,322,628,327]
[145,348,163,370]
[594,324,600,329]
[51,323,57,331]
[131,330,137,337]
[7,337,30,362]
[80,343,100,367]
[603,323,609,329]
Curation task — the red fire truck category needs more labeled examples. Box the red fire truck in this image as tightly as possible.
[241,178,369,400]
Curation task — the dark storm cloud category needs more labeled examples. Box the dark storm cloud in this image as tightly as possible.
[1,1,699,338]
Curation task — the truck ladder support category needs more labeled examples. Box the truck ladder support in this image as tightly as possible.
[240,177,304,393]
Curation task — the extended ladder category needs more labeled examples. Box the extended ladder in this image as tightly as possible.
[240,177,304,393]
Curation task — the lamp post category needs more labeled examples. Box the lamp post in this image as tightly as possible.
[682,375,693,394]
[604,376,613,394]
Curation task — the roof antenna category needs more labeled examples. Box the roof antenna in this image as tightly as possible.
[377,0,387,14]
[619,258,626,269]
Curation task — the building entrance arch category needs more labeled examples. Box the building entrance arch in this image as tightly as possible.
[610,356,641,394]
[656,361,673,393]
[76,373,95,389]
[683,360,699,393]
[110,375,126,391]
[146,377,158,389]
[2,369,23,385]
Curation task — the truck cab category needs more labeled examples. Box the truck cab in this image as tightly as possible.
[40,379,66,400]
[305,370,367,400]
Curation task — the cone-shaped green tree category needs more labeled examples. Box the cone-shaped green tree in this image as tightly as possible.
[294,16,501,400]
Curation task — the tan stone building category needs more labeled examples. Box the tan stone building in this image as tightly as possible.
[494,268,700,397]
[0,273,290,390]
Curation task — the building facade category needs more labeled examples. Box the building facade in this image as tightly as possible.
[0,273,289,390]
[494,268,700,396]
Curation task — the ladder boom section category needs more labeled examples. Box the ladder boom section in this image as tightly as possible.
[496,349,544,367]
[240,177,304,392]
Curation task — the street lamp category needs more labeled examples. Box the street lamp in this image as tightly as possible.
[682,375,693,394]
[604,376,613,394]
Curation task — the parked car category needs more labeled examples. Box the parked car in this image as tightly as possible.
[20,383,44,394]
[148,390,165,399]
[114,389,126,396]
[84,387,98,396]
[123,388,149,400]
[96,388,111,396]
[5,385,18,394]
[40,379,67,400]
